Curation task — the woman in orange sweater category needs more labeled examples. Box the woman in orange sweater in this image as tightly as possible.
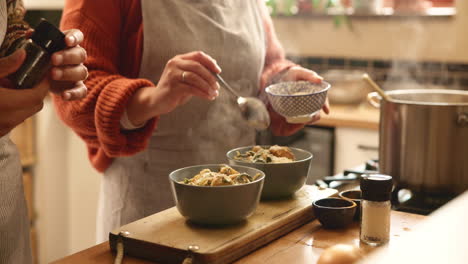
[55,0,329,242]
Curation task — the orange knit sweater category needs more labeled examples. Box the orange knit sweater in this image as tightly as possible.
[54,0,302,172]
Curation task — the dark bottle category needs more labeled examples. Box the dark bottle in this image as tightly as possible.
[8,19,66,89]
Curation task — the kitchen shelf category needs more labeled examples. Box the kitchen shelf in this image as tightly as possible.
[274,7,455,19]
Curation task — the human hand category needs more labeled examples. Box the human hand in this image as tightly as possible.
[304,97,330,125]
[279,66,330,123]
[0,50,49,136]
[126,51,221,125]
[49,29,88,101]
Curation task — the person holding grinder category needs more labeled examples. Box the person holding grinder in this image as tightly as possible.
[0,0,88,263]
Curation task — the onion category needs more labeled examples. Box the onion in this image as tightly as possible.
[317,244,362,264]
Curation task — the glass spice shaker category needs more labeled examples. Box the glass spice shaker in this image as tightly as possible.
[359,174,393,246]
[8,19,66,89]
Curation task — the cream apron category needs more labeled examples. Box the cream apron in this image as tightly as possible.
[0,0,33,262]
[96,0,266,242]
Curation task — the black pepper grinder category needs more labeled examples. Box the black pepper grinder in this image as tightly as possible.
[8,19,66,89]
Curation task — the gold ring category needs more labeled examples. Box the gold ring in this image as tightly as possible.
[182,71,187,83]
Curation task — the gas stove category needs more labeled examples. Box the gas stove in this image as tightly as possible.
[315,159,457,215]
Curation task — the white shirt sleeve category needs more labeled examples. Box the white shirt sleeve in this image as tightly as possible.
[120,110,147,130]
[0,133,9,142]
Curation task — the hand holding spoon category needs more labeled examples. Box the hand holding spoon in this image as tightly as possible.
[214,74,270,130]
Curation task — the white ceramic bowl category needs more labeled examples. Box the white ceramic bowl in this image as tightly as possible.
[265,81,330,123]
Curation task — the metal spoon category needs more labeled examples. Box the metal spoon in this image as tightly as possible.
[214,74,270,130]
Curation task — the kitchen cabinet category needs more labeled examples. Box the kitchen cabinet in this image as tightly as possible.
[10,117,35,167]
[334,127,379,174]
[313,104,380,174]
[287,127,334,184]
[23,171,34,223]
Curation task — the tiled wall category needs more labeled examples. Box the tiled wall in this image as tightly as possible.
[288,55,468,90]
[22,10,468,91]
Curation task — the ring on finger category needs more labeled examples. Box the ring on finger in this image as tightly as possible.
[182,71,187,83]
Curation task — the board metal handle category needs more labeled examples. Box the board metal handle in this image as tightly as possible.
[182,245,200,264]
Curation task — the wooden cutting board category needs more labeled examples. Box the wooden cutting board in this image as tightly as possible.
[109,185,337,264]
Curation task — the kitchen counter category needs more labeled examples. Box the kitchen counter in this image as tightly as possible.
[360,191,468,264]
[316,104,380,130]
[52,210,424,264]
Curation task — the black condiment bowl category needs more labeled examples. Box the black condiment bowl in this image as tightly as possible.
[312,197,356,229]
[339,190,362,221]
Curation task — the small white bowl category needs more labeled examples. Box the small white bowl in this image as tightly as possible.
[265,81,331,123]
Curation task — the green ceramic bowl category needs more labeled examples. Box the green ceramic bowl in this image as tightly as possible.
[169,164,265,225]
[226,146,313,200]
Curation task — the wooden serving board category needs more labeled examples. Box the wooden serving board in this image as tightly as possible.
[109,185,337,264]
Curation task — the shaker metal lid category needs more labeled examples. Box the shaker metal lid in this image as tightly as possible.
[360,174,393,202]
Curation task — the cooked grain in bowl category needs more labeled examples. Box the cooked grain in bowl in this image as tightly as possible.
[180,165,262,186]
[234,145,295,163]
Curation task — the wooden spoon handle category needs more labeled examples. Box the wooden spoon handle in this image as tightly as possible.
[362,73,392,102]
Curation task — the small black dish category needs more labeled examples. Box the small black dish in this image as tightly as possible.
[339,190,362,221]
[313,197,356,229]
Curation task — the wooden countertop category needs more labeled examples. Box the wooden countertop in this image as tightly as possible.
[360,191,468,264]
[52,210,425,264]
[315,104,380,130]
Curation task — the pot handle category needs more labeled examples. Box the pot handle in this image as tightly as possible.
[367,92,381,108]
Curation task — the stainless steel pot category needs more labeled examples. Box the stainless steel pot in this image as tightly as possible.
[368,89,468,195]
